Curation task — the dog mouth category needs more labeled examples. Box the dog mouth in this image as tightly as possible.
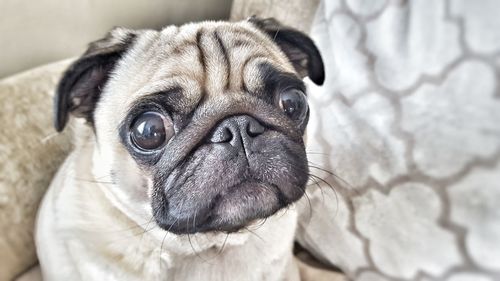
[153,177,301,234]
[190,180,286,233]
[151,147,308,234]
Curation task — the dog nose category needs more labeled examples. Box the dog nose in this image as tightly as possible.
[207,115,265,146]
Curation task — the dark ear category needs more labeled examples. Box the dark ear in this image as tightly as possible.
[54,28,137,132]
[249,16,325,85]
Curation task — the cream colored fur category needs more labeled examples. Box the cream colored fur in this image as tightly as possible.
[36,21,303,281]
[36,122,300,281]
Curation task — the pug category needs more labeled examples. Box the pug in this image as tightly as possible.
[35,17,324,281]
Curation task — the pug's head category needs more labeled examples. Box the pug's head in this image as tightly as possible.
[55,18,324,234]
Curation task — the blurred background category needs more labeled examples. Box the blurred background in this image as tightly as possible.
[0,0,232,78]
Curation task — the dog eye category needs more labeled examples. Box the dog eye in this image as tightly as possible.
[279,88,308,122]
[130,112,173,150]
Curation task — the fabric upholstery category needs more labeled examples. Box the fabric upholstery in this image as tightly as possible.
[296,0,500,280]
[0,60,74,280]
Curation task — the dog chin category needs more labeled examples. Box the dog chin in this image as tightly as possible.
[152,179,304,234]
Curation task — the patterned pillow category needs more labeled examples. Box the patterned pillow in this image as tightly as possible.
[295,0,500,280]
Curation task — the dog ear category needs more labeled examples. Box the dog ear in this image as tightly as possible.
[54,28,138,132]
[249,16,325,85]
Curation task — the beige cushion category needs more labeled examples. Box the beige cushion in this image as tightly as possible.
[0,60,74,280]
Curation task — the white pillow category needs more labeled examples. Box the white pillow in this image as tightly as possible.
[297,0,500,280]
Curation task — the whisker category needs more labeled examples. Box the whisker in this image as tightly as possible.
[186,219,212,263]
[139,216,156,243]
[95,220,154,234]
[308,174,339,219]
[243,226,265,242]
[74,177,116,185]
[216,233,230,255]
[40,132,58,144]
[293,182,313,221]
[159,232,168,271]
[193,212,197,237]
[306,151,332,156]
[307,163,334,176]
[309,173,335,194]
[159,217,179,271]
[307,160,353,189]
[308,173,330,219]
[246,217,268,232]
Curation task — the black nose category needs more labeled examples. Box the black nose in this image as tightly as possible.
[207,115,265,147]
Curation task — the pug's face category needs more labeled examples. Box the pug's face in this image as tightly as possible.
[55,19,324,234]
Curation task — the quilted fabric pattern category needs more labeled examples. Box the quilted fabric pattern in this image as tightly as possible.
[295,0,500,280]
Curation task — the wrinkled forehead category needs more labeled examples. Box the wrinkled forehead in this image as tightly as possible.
[101,21,296,118]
